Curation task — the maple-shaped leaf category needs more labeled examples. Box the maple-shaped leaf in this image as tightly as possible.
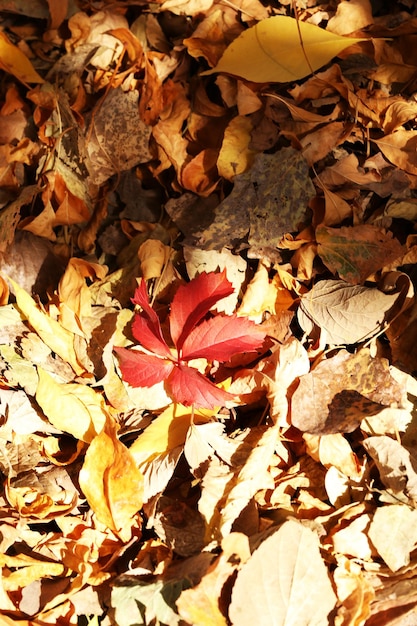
[181,314,266,361]
[131,280,172,357]
[169,269,235,350]
[115,271,267,408]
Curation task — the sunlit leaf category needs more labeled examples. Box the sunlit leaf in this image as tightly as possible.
[169,270,234,349]
[0,31,44,84]
[11,279,84,375]
[202,16,365,83]
[114,346,175,387]
[180,314,266,361]
[167,364,234,409]
[36,368,107,443]
[131,280,172,357]
[79,419,143,541]
[229,519,337,625]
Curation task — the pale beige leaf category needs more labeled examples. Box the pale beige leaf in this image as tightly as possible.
[362,436,417,505]
[220,424,279,538]
[332,514,373,560]
[229,520,337,626]
[202,16,365,82]
[368,505,417,572]
[36,368,107,443]
[298,279,398,345]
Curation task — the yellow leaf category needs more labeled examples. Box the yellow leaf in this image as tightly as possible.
[79,419,144,541]
[217,116,257,181]
[129,404,204,466]
[11,279,84,375]
[36,368,107,442]
[0,31,44,84]
[0,553,65,591]
[202,16,365,83]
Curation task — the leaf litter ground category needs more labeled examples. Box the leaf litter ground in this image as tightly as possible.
[0,1,417,624]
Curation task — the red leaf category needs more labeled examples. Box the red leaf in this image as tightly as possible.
[169,270,234,351]
[180,315,266,361]
[132,314,172,358]
[114,347,174,387]
[131,280,171,357]
[167,363,234,409]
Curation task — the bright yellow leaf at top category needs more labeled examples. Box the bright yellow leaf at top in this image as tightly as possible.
[0,31,44,85]
[202,16,366,83]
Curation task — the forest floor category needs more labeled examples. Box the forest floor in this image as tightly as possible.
[1,0,417,624]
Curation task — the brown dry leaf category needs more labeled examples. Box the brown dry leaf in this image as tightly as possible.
[138,239,172,281]
[331,513,374,560]
[87,88,152,186]
[291,348,406,435]
[368,505,417,572]
[197,148,314,260]
[382,100,417,134]
[36,368,107,443]
[79,418,144,541]
[317,153,381,188]
[229,519,337,625]
[320,184,353,226]
[316,224,404,284]
[373,130,417,175]
[298,279,399,345]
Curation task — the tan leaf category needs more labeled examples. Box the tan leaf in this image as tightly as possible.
[298,279,399,345]
[36,368,107,443]
[138,239,172,281]
[363,436,417,505]
[327,0,373,35]
[79,418,144,541]
[373,130,417,175]
[368,505,417,572]
[220,424,279,537]
[333,557,374,626]
[229,520,337,625]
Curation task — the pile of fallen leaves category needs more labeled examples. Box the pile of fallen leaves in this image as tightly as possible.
[1,0,417,624]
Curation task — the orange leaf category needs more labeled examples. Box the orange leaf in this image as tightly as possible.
[79,418,144,541]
